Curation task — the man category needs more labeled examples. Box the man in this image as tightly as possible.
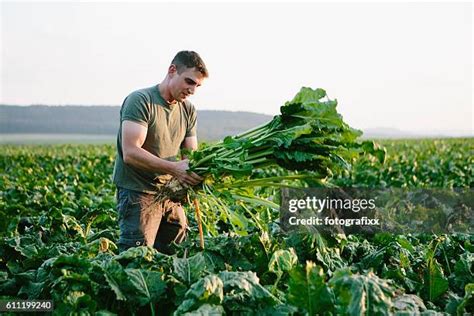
[112,51,207,253]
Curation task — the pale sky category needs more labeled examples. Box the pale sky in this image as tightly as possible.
[1,1,472,134]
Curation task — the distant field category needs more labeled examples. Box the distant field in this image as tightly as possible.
[0,133,115,144]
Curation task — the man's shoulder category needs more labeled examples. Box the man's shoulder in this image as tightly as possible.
[127,86,155,101]
[181,100,196,114]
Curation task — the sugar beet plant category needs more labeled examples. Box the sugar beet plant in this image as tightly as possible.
[189,87,383,177]
[160,87,386,233]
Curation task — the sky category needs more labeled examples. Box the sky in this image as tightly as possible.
[1,1,472,135]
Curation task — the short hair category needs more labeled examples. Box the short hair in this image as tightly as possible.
[171,51,209,77]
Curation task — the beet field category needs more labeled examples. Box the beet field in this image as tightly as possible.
[0,138,472,315]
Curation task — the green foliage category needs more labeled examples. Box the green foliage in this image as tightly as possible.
[329,269,395,315]
[287,261,335,315]
[421,239,449,302]
[174,275,224,315]
[190,87,381,179]
[0,134,472,313]
[422,258,449,302]
[456,283,474,315]
[392,294,427,314]
[218,271,281,312]
[331,138,473,188]
[268,248,298,275]
[173,253,211,285]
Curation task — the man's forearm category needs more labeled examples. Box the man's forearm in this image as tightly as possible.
[181,136,198,159]
[123,147,176,175]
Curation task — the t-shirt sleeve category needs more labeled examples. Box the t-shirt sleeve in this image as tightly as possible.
[121,91,151,127]
[185,103,197,137]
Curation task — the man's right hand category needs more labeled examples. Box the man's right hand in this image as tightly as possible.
[172,159,203,186]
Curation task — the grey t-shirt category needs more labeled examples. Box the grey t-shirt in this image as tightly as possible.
[112,85,197,194]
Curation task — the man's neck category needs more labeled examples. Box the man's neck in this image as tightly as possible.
[158,80,177,105]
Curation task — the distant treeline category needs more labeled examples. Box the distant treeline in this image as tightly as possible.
[0,105,272,141]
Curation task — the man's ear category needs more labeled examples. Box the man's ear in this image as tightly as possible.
[168,64,177,76]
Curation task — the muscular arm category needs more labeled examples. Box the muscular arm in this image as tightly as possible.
[181,136,198,157]
[122,120,175,174]
[122,120,201,185]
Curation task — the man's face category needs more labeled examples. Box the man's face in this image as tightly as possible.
[169,66,205,102]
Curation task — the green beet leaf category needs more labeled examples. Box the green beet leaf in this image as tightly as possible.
[174,274,224,315]
[173,252,209,285]
[126,268,166,304]
[329,269,394,316]
[102,260,165,307]
[456,283,474,315]
[268,248,298,274]
[452,252,474,292]
[392,294,427,314]
[181,303,225,316]
[422,257,449,302]
[218,271,280,312]
[287,261,335,315]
